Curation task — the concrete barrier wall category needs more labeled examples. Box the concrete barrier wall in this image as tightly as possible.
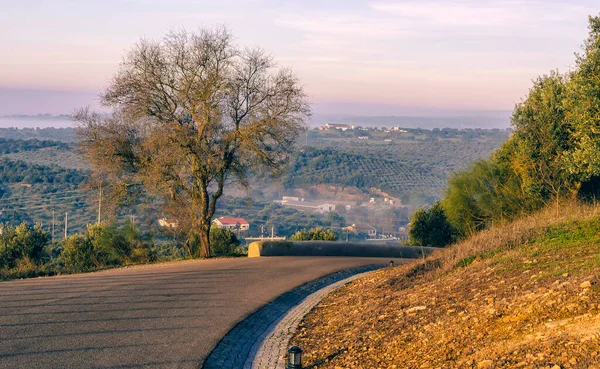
[248,241,438,259]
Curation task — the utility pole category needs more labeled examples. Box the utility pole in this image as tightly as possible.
[271,226,274,240]
[97,183,102,225]
[52,210,55,244]
[64,212,68,239]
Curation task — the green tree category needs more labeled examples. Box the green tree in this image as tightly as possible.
[0,223,49,269]
[443,153,533,237]
[60,234,95,272]
[209,226,240,256]
[511,71,576,212]
[76,28,309,258]
[408,202,455,247]
[326,212,346,227]
[290,227,337,241]
[565,16,600,180]
[407,207,429,246]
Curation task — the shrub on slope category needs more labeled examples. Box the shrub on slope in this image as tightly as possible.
[291,202,600,368]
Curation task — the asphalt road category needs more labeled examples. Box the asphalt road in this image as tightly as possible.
[0,257,393,369]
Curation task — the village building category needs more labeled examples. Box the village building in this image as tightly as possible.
[213,217,250,231]
[344,223,377,238]
[275,197,336,214]
[158,218,179,229]
[322,123,354,131]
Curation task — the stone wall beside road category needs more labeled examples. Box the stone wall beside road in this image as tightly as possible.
[248,240,436,259]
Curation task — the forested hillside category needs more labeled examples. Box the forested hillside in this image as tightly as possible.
[285,127,508,204]
[0,126,508,239]
[0,127,75,142]
[283,147,445,198]
[408,15,600,248]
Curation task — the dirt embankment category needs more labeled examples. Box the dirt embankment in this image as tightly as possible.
[291,203,600,368]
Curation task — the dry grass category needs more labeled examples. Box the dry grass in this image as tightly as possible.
[434,200,600,277]
[290,201,600,368]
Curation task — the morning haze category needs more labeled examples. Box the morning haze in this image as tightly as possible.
[2,2,600,369]
[1,0,596,118]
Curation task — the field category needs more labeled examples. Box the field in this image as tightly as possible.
[286,127,509,205]
[4,146,88,170]
[0,126,509,238]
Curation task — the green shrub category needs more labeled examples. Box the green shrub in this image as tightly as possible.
[129,247,152,264]
[290,227,337,241]
[60,223,156,270]
[210,226,241,256]
[408,201,455,247]
[61,234,96,272]
[86,224,127,266]
[0,222,49,269]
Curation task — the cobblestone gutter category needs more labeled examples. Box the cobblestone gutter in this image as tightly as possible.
[202,264,385,369]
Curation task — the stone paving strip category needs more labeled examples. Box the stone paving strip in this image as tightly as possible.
[202,264,385,369]
[249,269,378,369]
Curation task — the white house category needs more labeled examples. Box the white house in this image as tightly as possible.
[158,218,179,229]
[277,198,336,214]
[213,217,250,231]
[317,203,336,213]
[325,123,354,131]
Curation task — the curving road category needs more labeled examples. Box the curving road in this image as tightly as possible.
[0,257,393,369]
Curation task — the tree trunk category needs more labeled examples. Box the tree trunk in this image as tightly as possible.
[199,227,211,258]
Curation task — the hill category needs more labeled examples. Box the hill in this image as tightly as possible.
[283,147,446,199]
[283,127,508,205]
[0,127,508,238]
[290,203,600,368]
[0,127,75,142]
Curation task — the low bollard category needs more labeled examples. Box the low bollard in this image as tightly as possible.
[287,346,303,369]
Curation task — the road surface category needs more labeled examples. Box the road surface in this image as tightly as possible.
[0,257,393,369]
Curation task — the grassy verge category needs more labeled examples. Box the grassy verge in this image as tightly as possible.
[290,202,600,368]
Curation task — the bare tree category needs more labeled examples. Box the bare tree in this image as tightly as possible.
[76,28,309,257]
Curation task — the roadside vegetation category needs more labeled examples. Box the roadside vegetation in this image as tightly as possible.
[290,227,338,241]
[291,202,600,368]
[286,128,507,206]
[0,221,244,280]
[409,16,600,247]
[290,15,600,367]
[75,27,309,258]
[0,222,151,279]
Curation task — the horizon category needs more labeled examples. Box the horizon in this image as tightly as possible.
[1,1,598,119]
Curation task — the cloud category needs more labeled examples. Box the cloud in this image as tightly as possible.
[275,13,414,40]
[369,0,596,29]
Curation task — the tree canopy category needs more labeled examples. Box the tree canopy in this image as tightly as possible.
[76,27,309,257]
[412,15,600,243]
[408,202,455,247]
[290,227,338,241]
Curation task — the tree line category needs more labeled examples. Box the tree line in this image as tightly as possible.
[0,220,246,280]
[0,138,71,154]
[409,16,600,247]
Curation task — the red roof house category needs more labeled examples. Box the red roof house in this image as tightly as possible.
[213,217,250,231]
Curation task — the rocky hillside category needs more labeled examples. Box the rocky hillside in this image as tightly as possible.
[291,203,600,368]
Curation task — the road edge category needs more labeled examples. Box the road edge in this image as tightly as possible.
[202,264,385,369]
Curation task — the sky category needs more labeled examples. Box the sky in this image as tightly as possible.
[0,0,598,116]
